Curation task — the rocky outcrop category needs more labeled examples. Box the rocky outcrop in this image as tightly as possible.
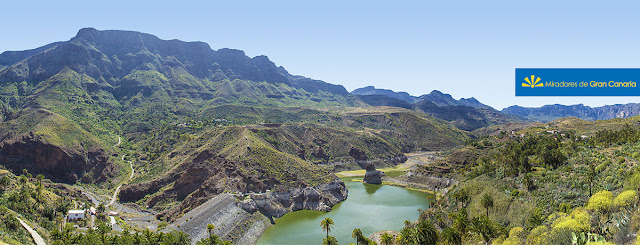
[402,172,457,191]
[239,178,348,218]
[0,134,116,184]
[363,164,383,185]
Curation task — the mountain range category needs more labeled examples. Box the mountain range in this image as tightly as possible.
[502,103,640,122]
[351,86,522,130]
[0,28,471,228]
[1,27,639,243]
[352,85,640,124]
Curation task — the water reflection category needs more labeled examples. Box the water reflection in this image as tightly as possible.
[363,182,383,194]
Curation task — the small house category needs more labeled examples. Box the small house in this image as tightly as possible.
[67,210,85,221]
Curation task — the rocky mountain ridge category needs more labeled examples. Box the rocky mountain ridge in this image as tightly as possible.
[502,103,640,122]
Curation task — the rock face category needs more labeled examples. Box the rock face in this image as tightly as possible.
[0,134,115,184]
[363,164,383,185]
[239,178,348,218]
[0,28,349,96]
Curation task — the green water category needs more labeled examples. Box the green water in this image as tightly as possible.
[257,178,432,245]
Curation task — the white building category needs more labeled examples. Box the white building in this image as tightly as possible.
[67,210,85,221]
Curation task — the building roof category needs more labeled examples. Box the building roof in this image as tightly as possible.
[68,210,85,214]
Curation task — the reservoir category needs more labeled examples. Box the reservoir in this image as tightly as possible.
[257,177,432,245]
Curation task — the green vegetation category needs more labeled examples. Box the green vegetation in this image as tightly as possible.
[351,120,640,244]
[321,217,337,245]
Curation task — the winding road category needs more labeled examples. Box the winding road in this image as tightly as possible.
[107,143,134,207]
[16,217,45,245]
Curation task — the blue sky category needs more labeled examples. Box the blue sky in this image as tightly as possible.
[1,0,639,109]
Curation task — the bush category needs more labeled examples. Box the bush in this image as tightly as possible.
[552,208,590,232]
[543,227,573,245]
[526,225,549,245]
[613,190,637,208]
[501,227,525,245]
[586,191,613,213]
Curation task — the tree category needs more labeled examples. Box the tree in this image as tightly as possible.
[470,215,498,244]
[97,222,112,244]
[19,175,27,188]
[586,161,599,196]
[97,202,106,214]
[321,217,335,240]
[453,189,469,209]
[481,193,494,216]
[440,226,462,245]
[451,208,469,238]
[175,231,192,245]
[197,224,231,245]
[527,208,545,229]
[380,232,394,245]
[398,219,438,245]
[352,228,367,245]
[0,176,9,193]
[523,173,534,190]
[143,229,154,244]
[36,174,44,187]
[322,235,339,245]
[207,224,215,238]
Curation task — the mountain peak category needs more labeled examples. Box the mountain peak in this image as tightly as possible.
[419,90,491,109]
[351,86,417,103]
[75,27,98,38]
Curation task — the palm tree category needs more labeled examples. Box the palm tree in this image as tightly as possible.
[470,215,497,244]
[36,174,44,187]
[352,228,367,245]
[321,217,335,240]
[0,176,9,193]
[143,229,154,244]
[322,235,339,245]
[176,231,191,245]
[133,231,142,245]
[19,175,27,188]
[207,224,215,237]
[481,193,494,216]
[153,232,165,244]
[453,189,469,209]
[440,226,462,245]
[415,219,438,244]
[586,162,598,196]
[380,232,394,245]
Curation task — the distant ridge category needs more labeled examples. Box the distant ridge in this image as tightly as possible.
[502,103,640,122]
[351,86,491,109]
[351,86,521,130]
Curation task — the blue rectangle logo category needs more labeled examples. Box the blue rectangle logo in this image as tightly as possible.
[516,68,640,96]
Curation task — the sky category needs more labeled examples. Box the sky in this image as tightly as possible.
[1,0,640,109]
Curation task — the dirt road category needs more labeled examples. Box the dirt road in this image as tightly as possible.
[16,217,45,245]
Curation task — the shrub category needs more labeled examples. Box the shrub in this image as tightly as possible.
[586,191,613,213]
[543,227,573,245]
[552,208,590,232]
[613,190,637,208]
[526,225,549,245]
[502,227,525,245]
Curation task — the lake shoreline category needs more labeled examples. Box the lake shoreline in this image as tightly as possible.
[256,176,433,245]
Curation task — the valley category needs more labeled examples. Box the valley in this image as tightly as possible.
[0,28,639,245]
